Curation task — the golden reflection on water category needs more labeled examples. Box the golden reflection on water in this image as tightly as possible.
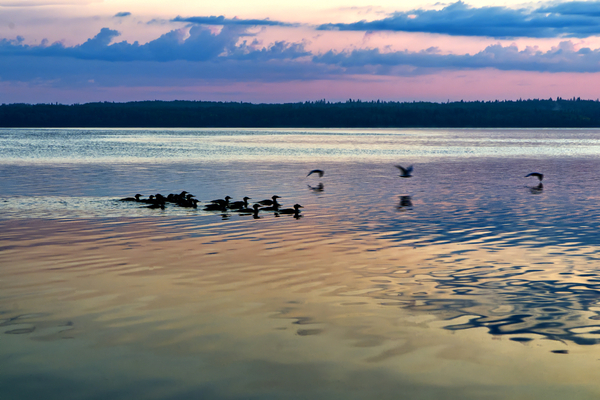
[2,217,600,399]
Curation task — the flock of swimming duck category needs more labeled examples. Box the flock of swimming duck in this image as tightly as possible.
[118,191,303,218]
[117,166,544,218]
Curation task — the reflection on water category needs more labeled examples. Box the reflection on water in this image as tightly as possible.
[396,195,413,211]
[527,182,544,194]
[3,129,600,399]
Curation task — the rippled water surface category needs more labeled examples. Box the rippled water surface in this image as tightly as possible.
[2,128,600,400]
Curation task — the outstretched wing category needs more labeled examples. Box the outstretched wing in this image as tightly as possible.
[396,165,413,175]
[525,172,543,181]
[307,169,324,177]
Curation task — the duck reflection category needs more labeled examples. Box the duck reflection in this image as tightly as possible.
[396,195,413,211]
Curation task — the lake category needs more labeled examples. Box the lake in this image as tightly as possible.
[2,128,600,399]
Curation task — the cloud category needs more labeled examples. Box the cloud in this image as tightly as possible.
[172,15,293,27]
[314,41,600,74]
[318,1,600,39]
[114,12,131,18]
[0,25,309,62]
[0,0,100,6]
[537,1,600,17]
[230,40,310,61]
[0,55,332,90]
[3,27,600,76]
[3,26,600,97]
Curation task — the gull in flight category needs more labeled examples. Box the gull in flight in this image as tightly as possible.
[525,172,544,181]
[396,165,413,178]
[307,169,324,177]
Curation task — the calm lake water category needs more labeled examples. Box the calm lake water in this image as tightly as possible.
[2,128,600,399]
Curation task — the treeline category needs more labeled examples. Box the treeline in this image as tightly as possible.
[1,98,600,128]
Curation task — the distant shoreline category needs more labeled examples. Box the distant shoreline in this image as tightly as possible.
[1,98,600,128]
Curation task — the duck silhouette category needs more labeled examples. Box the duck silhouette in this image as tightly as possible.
[120,194,142,202]
[229,197,251,210]
[204,201,228,212]
[238,204,261,218]
[257,195,281,206]
[211,196,232,206]
[279,204,303,215]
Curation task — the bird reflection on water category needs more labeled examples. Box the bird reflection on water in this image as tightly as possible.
[7,160,600,350]
[525,172,544,194]
[396,195,413,211]
[527,182,544,194]
[308,183,324,192]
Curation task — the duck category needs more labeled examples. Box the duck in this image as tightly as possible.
[279,204,303,215]
[119,194,142,202]
[139,195,156,204]
[211,196,232,207]
[228,197,251,210]
[177,194,198,208]
[204,201,228,212]
[167,191,189,203]
[144,201,165,210]
[257,195,281,206]
[260,204,280,212]
[238,204,261,217]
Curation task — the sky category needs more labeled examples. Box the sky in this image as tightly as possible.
[1,0,600,103]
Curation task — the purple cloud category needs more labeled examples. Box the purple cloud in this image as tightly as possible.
[2,26,600,98]
[172,15,293,27]
[318,1,600,39]
[0,26,308,62]
[314,42,600,73]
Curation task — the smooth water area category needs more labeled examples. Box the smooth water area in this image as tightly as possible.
[2,128,600,399]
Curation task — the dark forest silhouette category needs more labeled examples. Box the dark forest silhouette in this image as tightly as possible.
[1,97,599,128]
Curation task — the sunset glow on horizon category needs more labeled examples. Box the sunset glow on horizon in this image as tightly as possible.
[2,0,600,103]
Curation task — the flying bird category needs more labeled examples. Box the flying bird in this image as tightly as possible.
[307,169,324,178]
[525,172,544,181]
[396,165,413,178]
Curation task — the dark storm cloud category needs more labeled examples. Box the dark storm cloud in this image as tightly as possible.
[318,1,600,38]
